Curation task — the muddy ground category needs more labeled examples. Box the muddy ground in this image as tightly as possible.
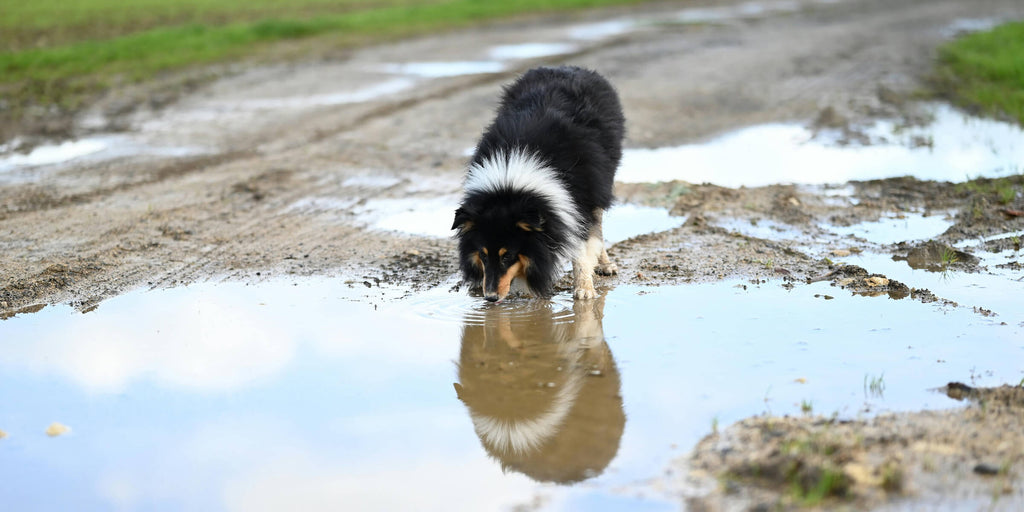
[1,0,1024,509]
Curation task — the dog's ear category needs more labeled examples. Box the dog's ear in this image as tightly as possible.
[452,207,474,232]
[516,211,544,232]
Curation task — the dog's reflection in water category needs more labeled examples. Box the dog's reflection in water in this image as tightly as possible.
[453,294,624,484]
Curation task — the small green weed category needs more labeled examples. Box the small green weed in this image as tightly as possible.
[790,467,848,506]
[800,400,813,414]
[941,247,959,266]
[864,373,885,398]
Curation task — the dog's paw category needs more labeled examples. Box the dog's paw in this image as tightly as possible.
[595,262,618,276]
[574,286,597,300]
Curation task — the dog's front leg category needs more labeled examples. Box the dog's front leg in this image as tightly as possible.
[572,237,602,300]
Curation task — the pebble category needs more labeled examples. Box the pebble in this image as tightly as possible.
[864,276,890,287]
[973,463,1001,476]
[45,422,71,437]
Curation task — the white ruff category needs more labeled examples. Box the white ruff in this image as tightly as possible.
[464,149,584,242]
[469,369,585,455]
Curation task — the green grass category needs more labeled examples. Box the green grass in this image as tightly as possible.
[0,0,656,114]
[935,21,1024,125]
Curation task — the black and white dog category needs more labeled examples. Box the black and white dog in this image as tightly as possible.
[452,66,625,301]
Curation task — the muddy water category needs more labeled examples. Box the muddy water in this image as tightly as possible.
[1,274,1020,510]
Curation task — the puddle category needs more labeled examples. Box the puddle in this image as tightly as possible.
[213,78,418,111]
[618,104,1024,187]
[340,174,404,189]
[0,135,209,176]
[565,0,818,39]
[674,1,801,24]
[0,276,1020,510]
[831,245,1024,323]
[355,197,684,243]
[716,217,810,242]
[567,19,636,40]
[826,212,955,245]
[942,18,1003,38]
[600,203,686,244]
[487,43,577,60]
[376,61,505,78]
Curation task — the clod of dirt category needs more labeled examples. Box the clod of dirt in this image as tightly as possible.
[893,240,979,272]
[816,265,911,299]
[681,384,1024,511]
[942,382,1024,407]
[0,303,46,320]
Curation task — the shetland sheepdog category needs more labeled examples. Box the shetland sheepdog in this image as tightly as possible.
[452,66,625,301]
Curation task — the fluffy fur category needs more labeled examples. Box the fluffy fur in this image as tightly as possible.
[452,66,625,301]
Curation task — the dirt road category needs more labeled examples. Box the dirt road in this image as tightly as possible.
[2,0,1024,507]
[0,0,1020,314]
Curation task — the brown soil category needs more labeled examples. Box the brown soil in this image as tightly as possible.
[2,0,1023,508]
[680,384,1024,511]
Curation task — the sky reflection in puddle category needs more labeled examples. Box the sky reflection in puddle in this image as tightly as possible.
[826,212,955,245]
[376,61,506,78]
[0,135,210,177]
[834,246,1024,323]
[358,198,685,244]
[487,43,577,60]
[618,104,1024,187]
[1,275,1020,510]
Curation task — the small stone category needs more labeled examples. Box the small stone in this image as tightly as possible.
[974,463,1001,476]
[831,249,852,257]
[865,276,890,287]
[838,278,855,287]
[45,422,71,437]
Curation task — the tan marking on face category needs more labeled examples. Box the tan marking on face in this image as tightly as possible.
[471,252,483,271]
[516,221,541,232]
[518,254,530,271]
[482,247,488,256]
[496,259,524,300]
[498,247,507,258]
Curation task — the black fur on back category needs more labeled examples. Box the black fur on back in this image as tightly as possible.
[473,66,624,224]
[454,66,625,298]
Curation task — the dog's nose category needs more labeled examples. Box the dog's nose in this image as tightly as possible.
[484,294,500,302]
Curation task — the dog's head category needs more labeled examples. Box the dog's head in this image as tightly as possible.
[452,200,549,302]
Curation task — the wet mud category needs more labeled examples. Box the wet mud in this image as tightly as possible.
[2,0,1024,509]
[682,384,1024,511]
